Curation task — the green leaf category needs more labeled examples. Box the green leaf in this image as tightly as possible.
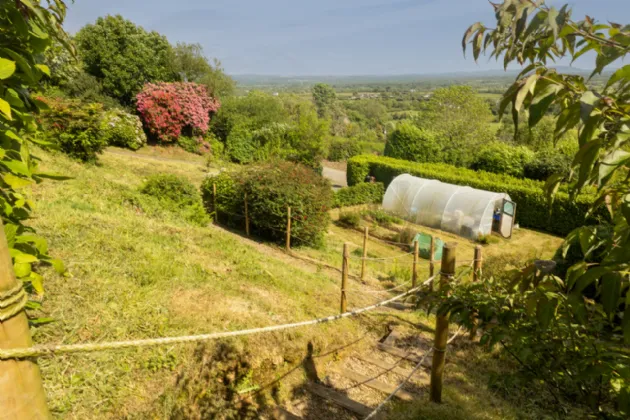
[14,253,38,264]
[2,159,31,177]
[537,296,557,329]
[547,7,559,38]
[605,64,630,89]
[573,267,608,294]
[529,83,560,127]
[29,271,44,295]
[13,262,32,278]
[600,273,621,316]
[2,173,33,188]
[566,261,587,290]
[33,172,72,181]
[515,74,539,112]
[35,64,50,77]
[580,91,599,122]
[0,58,16,80]
[622,194,630,225]
[599,150,630,186]
[0,98,11,120]
[462,23,483,55]
[623,305,630,345]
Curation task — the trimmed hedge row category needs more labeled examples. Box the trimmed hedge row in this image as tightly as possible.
[333,182,384,208]
[347,155,604,236]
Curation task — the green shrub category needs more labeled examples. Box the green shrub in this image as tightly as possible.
[328,138,361,161]
[201,162,333,245]
[347,155,604,236]
[177,136,209,155]
[384,122,443,164]
[38,97,107,162]
[337,212,361,228]
[209,135,225,160]
[226,125,255,163]
[140,174,209,225]
[200,171,242,226]
[100,108,147,150]
[361,209,403,228]
[471,142,535,178]
[333,182,384,208]
[524,153,571,181]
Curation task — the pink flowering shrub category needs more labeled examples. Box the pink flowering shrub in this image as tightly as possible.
[136,82,220,143]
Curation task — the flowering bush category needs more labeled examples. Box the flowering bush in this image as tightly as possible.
[136,82,220,143]
[100,109,147,150]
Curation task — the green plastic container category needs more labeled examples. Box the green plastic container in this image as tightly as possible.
[412,233,443,261]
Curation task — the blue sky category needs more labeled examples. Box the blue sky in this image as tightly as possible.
[65,0,630,76]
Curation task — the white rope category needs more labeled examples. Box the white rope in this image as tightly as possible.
[363,327,463,420]
[0,278,434,360]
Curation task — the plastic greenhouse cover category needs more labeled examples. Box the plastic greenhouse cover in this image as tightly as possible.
[382,174,511,240]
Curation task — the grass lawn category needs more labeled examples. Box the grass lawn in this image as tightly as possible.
[25,148,571,419]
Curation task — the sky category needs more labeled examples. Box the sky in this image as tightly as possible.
[64,0,630,76]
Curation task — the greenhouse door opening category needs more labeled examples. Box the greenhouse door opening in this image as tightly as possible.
[382,174,515,241]
[497,199,516,239]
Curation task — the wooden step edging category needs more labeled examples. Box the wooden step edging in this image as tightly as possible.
[306,382,374,417]
[375,343,433,367]
[356,355,428,379]
[339,368,417,402]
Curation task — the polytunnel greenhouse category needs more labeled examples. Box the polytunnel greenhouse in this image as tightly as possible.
[382,174,516,240]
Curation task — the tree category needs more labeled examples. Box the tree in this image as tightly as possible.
[384,122,443,164]
[441,1,630,416]
[311,83,337,118]
[1,0,68,319]
[170,42,212,82]
[416,85,495,166]
[170,43,235,99]
[75,15,175,104]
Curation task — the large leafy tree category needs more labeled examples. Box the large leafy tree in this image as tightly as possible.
[1,0,68,319]
[441,0,630,415]
[416,85,495,167]
[170,43,235,99]
[311,83,337,119]
[75,15,175,104]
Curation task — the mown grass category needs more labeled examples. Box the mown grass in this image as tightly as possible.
[27,148,567,419]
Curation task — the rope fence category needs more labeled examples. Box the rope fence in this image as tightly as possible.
[0,279,434,360]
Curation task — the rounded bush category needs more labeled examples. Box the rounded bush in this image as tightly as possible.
[226,125,255,164]
[201,162,333,245]
[384,122,442,163]
[245,161,333,245]
[524,153,571,181]
[100,108,147,150]
[328,138,361,162]
[471,142,535,178]
[141,174,199,206]
[38,97,107,162]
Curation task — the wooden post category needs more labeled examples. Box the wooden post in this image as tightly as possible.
[0,219,51,418]
[429,236,435,290]
[212,183,218,223]
[430,242,457,403]
[472,245,482,283]
[340,243,349,314]
[244,192,250,237]
[412,239,419,289]
[470,245,482,340]
[286,207,291,252]
[360,227,368,283]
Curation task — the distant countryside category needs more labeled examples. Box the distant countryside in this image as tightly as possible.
[0,1,629,420]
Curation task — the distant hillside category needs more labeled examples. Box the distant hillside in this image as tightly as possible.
[232,66,606,87]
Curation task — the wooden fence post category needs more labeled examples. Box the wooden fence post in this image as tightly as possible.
[412,239,419,289]
[0,219,51,419]
[430,242,457,403]
[360,227,368,283]
[429,236,435,290]
[340,243,349,314]
[244,192,250,237]
[212,183,218,223]
[286,207,291,252]
[472,245,482,282]
[470,245,482,340]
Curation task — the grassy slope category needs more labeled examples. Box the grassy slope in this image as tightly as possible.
[28,149,566,419]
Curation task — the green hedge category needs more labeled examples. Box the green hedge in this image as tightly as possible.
[333,182,384,208]
[347,155,604,236]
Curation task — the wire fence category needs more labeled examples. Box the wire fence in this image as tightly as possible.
[363,326,463,420]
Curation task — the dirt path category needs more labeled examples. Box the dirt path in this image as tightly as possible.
[322,166,348,190]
